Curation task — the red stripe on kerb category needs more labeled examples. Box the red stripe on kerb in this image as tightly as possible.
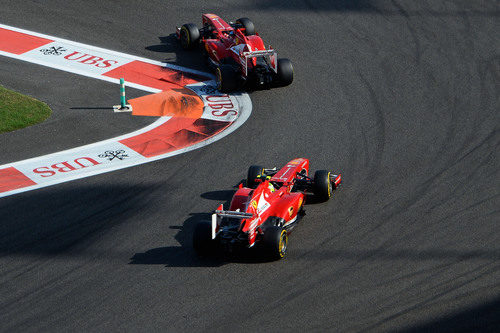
[103,60,210,91]
[0,28,53,54]
[120,118,230,157]
[0,167,36,193]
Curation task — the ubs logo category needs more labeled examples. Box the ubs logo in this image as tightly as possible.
[63,51,119,68]
[40,46,66,56]
[98,150,128,161]
[32,157,101,177]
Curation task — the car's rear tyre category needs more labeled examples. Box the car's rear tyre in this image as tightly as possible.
[313,170,333,202]
[276,58,294,87]
[263,226,288,260]
[193,221,217,257]
[180,23,200,50]
[247,165,265,188]
[236,18,255,36]
[216,64,238,92]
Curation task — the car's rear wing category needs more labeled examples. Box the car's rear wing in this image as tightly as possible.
[241,49,277,76]
[214,209,253,219]
[211,204,254,239]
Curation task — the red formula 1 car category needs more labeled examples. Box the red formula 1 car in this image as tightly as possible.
[193,158,342,260]
[176,13,293,92]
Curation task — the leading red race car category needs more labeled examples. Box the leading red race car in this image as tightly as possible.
[176,14,293,92]
[193,158,342,260]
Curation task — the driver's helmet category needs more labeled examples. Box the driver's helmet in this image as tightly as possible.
[268,181,275,192]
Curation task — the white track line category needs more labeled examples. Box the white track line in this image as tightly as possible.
[0,24,251,198]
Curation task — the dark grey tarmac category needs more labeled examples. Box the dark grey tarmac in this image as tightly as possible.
[0,1,499,331]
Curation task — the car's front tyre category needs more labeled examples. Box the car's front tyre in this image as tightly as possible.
[247,165,265,188]
[236,17,255,36]
[313,170,333,202]
[180,23,200,50]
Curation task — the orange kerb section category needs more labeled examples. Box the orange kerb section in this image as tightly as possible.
[119,118,230,157]
[0,167,36,193]
[103,60,210,91]
[128,89,204,117]
[0,28,53,54]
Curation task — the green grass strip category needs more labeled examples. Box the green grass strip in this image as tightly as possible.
[0,85,52,133]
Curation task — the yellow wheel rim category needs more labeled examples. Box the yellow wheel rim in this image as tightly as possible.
[279,230,287,257]
[181,26,190,47]
[327,172,332,197]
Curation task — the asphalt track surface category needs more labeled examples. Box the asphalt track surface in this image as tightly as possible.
[0,1,499,331]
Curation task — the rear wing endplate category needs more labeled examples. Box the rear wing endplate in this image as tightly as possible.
[211,206,254,239]
[241,49,277,76]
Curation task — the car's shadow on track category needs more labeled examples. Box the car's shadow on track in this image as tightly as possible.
[129,212,225,267]
[0,183,153,255]
[129,186,331,267]
[304,193,330,205]
[145,34,208,73]
[130,189,235,267]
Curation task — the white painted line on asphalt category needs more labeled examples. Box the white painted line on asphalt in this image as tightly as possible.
[0,24,252,198]
[0,83,252,198]
[0,49,162,93]
[0,23,213,79]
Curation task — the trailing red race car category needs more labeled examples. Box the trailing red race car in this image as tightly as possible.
[176,13,293,92]
[193,158,342,260]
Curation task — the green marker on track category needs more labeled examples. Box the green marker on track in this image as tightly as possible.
[120,78,126,108]
[113,78,132,112]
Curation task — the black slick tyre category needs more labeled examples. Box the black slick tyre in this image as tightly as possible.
[247,165,265,188]
[263,226,288,260]
[180,23,200,50]
[276,58,294,87]
[313,170,333,202]
[236,18,255,36]
[216,64,238,92]
[193,221,217,257]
